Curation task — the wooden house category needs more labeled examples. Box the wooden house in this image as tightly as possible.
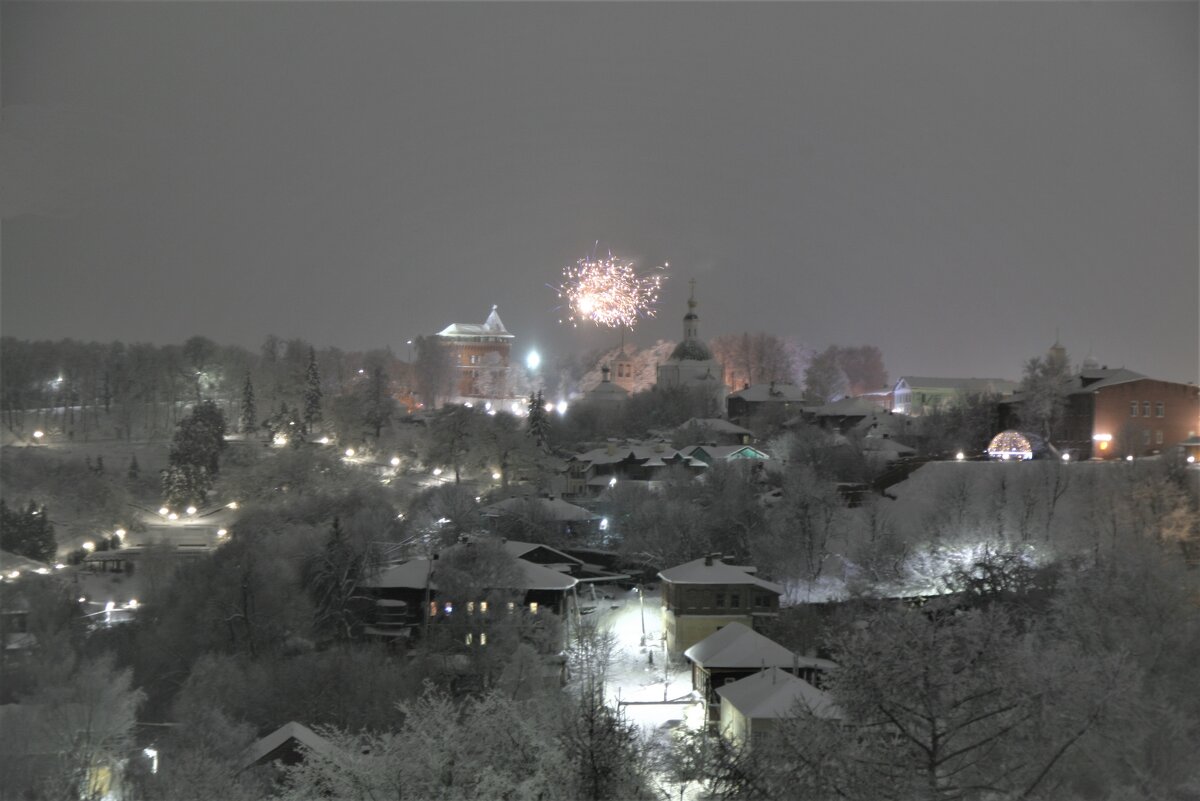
[658,554,782,656]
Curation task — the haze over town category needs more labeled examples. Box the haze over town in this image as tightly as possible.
[1,3,1198,801]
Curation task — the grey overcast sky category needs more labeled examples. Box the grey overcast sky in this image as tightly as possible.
[2,1,1197,383]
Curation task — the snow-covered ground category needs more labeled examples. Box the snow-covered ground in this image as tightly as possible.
[579,585,708,800]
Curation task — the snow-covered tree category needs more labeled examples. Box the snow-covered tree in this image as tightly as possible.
[303,347,322,430]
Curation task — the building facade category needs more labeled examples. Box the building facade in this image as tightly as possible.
[659,554,782,655]
[436,305,515,400]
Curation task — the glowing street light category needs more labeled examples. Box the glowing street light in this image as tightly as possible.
[526,350,541,371]
[555,400,568,415]
[1188,455,1196,464]
[227,501,239,510]
[955,452,965,461]
[158,507,170,516]
[345,448,355,458]
[491,471,501,481]
[390,456,401,467]
[217,528,228,538]
[186,505,197,516]
[167,512,178,520]
[1061,453,1071,462]
[32,430,44,441]
[82,541,95,552]
[432,467,443,476]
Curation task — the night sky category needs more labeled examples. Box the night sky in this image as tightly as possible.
[2,2,1196,383]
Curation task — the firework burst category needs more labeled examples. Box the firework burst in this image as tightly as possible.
[556,250,667,328]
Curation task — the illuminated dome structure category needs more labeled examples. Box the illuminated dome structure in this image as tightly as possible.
[986,430,1045,461]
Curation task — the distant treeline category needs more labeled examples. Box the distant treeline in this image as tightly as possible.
[0,336,409,439]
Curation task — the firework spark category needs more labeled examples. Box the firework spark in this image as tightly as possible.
[557,251,667,328]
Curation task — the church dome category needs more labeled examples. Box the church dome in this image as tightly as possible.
[669,339,714,361]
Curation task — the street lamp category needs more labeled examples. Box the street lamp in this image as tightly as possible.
[526,350,541,371]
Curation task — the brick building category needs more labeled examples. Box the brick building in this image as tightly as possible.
[436,305,514,400]
[1000,366,1200,459]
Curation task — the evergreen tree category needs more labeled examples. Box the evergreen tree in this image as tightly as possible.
[363,366,393,439]
[528,389,550,450]
[163,401,227,506]
[303,348,322,431]
[304,518,369,641]
[0,499,57,562]
[240,372,257,436]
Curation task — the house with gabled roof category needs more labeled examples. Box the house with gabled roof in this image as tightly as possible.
[726,382,806,421]
[659,554,783,656]
[716,668,842,748]
[357,540,579,643]
[998,365,1199,458]
[682,444,770,466]
[239,721,335,773]
[673,418,756,446]
[684,622,836,722]
[563,442,707,498]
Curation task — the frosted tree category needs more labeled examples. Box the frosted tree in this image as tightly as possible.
[239,372,257,436]
[303,347,322,431]
[1018,346,1071,442]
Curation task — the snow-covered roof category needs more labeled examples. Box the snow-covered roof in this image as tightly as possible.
[683,444,769,463]
[239,721,335,771]
[675,418,755,436]
[568,444,696,466]
[685,622,834,670]
[659,557,784,594]
[515,559,578,591]
[502,540,585,566]
[483,497,599,522]
[1069,367,1149,393]
[728,383,806,403]
[716,668,842,720]
[861,437,916,456]
[896,377,1018,394]
[803,397,880,418]
[585,380,630,401]
[0,550,52,575]
[437,305,514,339]
[359,553,576,592]
[360,558,434,590]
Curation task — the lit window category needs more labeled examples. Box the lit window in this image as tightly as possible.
[480,601,488,614]
[1143,402,1151,417]
[444,602,453,615]
[529,602,539,615]
[465,633,473,645]
[507,601,515,613]
[1155,430,1163,445]
[480,632,487,646]
[467,601,475,615]
[1130,401,1139,417]
[1156,402,1164,418]
[429,601,438,617]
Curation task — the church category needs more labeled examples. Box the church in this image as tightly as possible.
[656,283,726,407]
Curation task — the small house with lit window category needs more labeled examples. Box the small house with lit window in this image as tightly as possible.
[716,668,842,749]
[684,622,836,723]
[659,554,782,656]
[357,546,578,643]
